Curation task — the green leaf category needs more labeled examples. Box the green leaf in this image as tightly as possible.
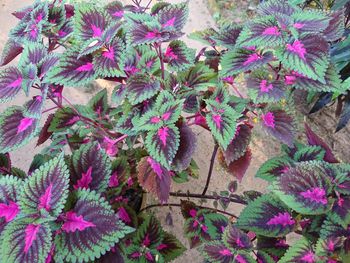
[18,155,69,218]
[205,100,240,150]
[279,237,317,263]
[145,124,180,169]
[88,88,108,116]
[0,218,52,263]
[272,162,333,215]
[256,156,292,182]
[165,40,195,71]
[48,107,80,132]
[236,193,296,237]
[158,231,186,262]
[275,34,330,82]
[236,16,285,48]
[71,142,112,193]
[0,106,38,153]
[54,189,133,263]
[126,74,161,105]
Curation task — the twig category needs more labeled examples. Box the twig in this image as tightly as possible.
[201,144,219,195]
[139,202,238,218]
[169,191,247,205]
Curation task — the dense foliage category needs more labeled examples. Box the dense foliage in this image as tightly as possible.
[0,0,349,262]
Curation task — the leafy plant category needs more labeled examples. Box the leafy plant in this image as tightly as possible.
[0,0,349,262]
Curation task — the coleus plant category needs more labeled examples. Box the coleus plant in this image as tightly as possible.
[0,0,349,262]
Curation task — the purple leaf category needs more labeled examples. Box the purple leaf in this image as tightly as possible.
[237,193,296,237]
[172,124,197,171]
[257,0,299,16]
[0,67,23,102]
[93,37,125,77]
[213,24,242,49]
[105,1,124,20]
[48,107,80,132]
[74,5,111,42]
[0,107,38,153]
[275,34,329,82]
[0,39,23,66]
[137,157,171,203]
[39,54,60,79]
[55,189,133,262]
[24,95,45,119]
[18,155,69,217]
[273,162,332,215]
[223,124,252,165]
[0,219,52,263]
[323,10,345,41]
[0,176,22,233]
[223,225,253,250]
[330,195,350,228]
[291,10,331,34]
[279,237,317,263]
[261,109,295,146]
[157,1,189,31]
[227,148,252,182]
[46,48,96,87]
[0,201,19,222]
[145,124,180,169]
[165,40,195,71]
[246,71,286,103]
[71,142,112,193]
[62,211,96,233]
[126,73,161,105]
[304,123,338,163]
[202,242,234,263]
[220,49,273,77]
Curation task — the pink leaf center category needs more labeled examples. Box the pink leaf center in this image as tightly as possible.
[151,116,161,124]
[147,157,163,179]
[35,13,44,23]
[235,254,247,263]
[284,75,296,85]
[300,187,328,205]
[162,17,176,28]
[103,46,115,61]
[301,251,315,263]
[112,10,124,17]
[30,24,39,38]
[260,79,273,93]
[189,209,197,218]
[17,117,34,134]
[0,201,20,222]
[236,238,245,248]
[165,47,178,60]
[162,112,171,121]
[58,30,67,37]
[212,114,222,129]
[219,249,233,256]
[74,166,93,190]
[145,31,160,39]
[243,53,262,66]
[62,211,96,233]
[293,23,305,29]
[262,26,281,36]
[76,62,94,72]
[38,184,53,211]
[158,127,169,146]
[157,243,168,250]
[118,207,131,223]
[109,172,119,187]
[261,112,275,128]
[145,252,154,261]
[24,224,40,253]
[91,24,102,38]
[286,40,306,60]
[267,212,295,227]
[7,77,22,88]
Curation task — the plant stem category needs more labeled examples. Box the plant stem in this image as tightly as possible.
[201,144,219,195]
[169,191,247,205]
[231,84,244,99]
[139,202,238,218]
[115,134,128,143]
[42,106,58,113]
[158,44,165,81]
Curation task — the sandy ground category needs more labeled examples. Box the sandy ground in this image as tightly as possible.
[0,1,280,262]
